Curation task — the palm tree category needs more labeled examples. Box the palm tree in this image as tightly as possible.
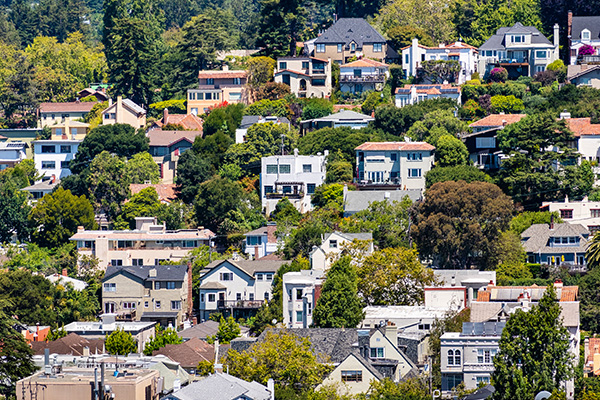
[586,232,600,269]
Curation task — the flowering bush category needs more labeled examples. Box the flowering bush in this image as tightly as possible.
[579,44,596,56]
[489,67,508,83]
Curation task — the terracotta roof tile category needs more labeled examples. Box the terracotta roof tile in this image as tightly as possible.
[154,114,204,131]
[469,114,527,128]
[341,59,388,68]
[197,70,247,79]
[274,69,311,77]
[477,290,491,302]
[560,286,578,302]
[129,183,177,203]
[564,118,600,137]
[39,102,98,113]
[587,338,600,363]
[355,141,435,151]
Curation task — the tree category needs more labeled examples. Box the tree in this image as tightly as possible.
[175,150,215,203]
[192,131,234,170]
[412,181,513,269]
[311,183,344,210]
[0,305,36,398]
[361,91,389,115]
[29,187,96,248]
[492,286,574,399]
[88,151,130,219]
[490,95,525,113]
[257,0,306,57]
[425,165,491,188]
[387,25,434,50]
[214,315,241,344]
[356,377,430,400]
[271,198,302,225]
[510,211,562,235]
[225,330,332,391]
[435,134,469,167]
[115,187,162,229]
[247,56,277,89]
[356,248,438,306]
[0,54,38,127]
[282,208,341,259]
[312,256,364,328]
[124,152,160,184]
[0,180,31,243]
[256,82,291,101]
[373,99,457,137]
[419,60,461,84]
[489,67,508,83]
[407,109,468,146]
[143,327,182,355]
[202,102,245,137]
[579,267,600,333]
[0,270,57,325]
[105,328,137,355]
[302,98,333,120]
[326,159,353,184]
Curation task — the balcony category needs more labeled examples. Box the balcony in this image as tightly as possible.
[265,191,304,199]
[217,300,264,309]
[499,56,529,65]
[340,75,386,83]
[580,55,600,64]
[462,364,495,372]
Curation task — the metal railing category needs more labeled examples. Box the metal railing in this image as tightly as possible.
[217,300,264,309]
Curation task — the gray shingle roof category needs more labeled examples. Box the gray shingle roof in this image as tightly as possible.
[343,190,422,216]
[479,22,553,50]
[202,259,286,279]
[240,116,290,129]
[322,232,373,242]
[521,222,589,253]
[103,265,187,282]
[169,373,271,400]
[314,18,386,47]
[310,109,373,122]
[572,16,600,41]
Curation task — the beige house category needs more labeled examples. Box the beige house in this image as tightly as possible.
[274,57,332,98]
[49,120,89,140]
[70,217,215,270]
[38,101,97,128]
[102,96,147,129]
[309,232,373,271]
[187,66,248,115]
[17,367,160,400]
[102,264,191,328]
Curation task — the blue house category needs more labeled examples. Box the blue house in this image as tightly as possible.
[521,222,589,267]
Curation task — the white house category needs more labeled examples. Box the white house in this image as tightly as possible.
[299,109,374,134]
[402,39,478,84]
[198,258,286,321]
[33,139,80,181]
[0,141,27,170]
[542,197,600,235]
[394,84,461,108]
[282,269,325,328]
[339,58,388,94]
[355,142,435,191]
[309,231,374,271]
[274,57,332,98]
[567,12,600,65]
[243,224,280,260]
[260,150,327,216]
[478,22,560,78]
[235,116,290,144]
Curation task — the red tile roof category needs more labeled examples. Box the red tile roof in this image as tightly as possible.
[587,338,600,363]
[469,114,527,128]
[333,104,361,112]
[341,59,388,68]
[129,183,177,203]
[198,70,247,79]
[355,141,435,151]
[146,129,202,147]
[154,113,204,131]
[564,118,600,137]
[274,69,311,77]
[39,102,98,113]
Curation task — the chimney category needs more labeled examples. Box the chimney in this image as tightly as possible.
[62,268,68,277]
[554,23,560,48]
[149,268,157,277]
[108,98,113,107]
[550,214,555,230]
[254,246,259,260]
[77,226,85,233]
[222,64,229,71]
[554,279,563,288]
[384,323,397,345]
[267,379,275,400]
[314,284,322,304]
[163,108,169,124]
[560,110,571,119]
[116,96,123,123]
[187,262,193,316]
[567,11,573,38]
[585,337,590,364]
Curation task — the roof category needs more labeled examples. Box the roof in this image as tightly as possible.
[152,337,214,368]
[202,259,286,278]
[314,18,386,47]
[340,58,388,68]
[244,224,278,243]
[70,227,215,241]
[22,180,59,192]
[564,117,600,137]
[323,231,373,242]
[395,84,461,95]
[311,109,374,122]
[49,120,90,128]
[199,281,227,290]
[463,384,495,400]
[197,70,247,79]
[178,320,249,340]
[39,102,97,113]
[129,183,177,203]
[571,16,600,41]
[153,113,203,131]
[273,68,312,78]
[169,373,271,400]
[475,284,579,302]
[355,141,435,151]
[479,22,553,50]
[521,222,589,253]
[239,116,290,130]
[344,189,423,215]
[363,305,451,320]
[401,41,479,51]
[471,299,579,327]
[567,64,600,81]
[30,333,104,356]
[587,338,600,363]
[103,264,188,282]
[146,129,202,147]
[45,274,88,291]
[469,114,526,128]
[103,99,145,116]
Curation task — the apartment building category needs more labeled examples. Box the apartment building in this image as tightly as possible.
[260,150,327,216]
[70,217,214,269]
[274,57,332,98]
[186,66,248,114]
[355,142,435,191]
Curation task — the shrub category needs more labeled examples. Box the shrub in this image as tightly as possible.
[489,67,508,83]
[579,44,596,56]
[490,95,525,113]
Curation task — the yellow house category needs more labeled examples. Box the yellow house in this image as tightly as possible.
[187,66,248,115]
[102,96,147,129]
[50,120,90,140]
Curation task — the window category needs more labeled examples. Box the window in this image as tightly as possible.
[296,289,303,300]
[592,209,600,218]
[329,240,337,248]
[61,114,70,119]
[220,272,234,281]
[476,137,496,148]
[189,92,196,100]
[512,35,524,43]
[390,153,397,161]
[408,168,422,178]
[302,61,309,69]
[208,294,216,302]
[265,292,270,301]
[266,274,273,281]
[370,347,384,358]
[103,283,116,292]
[256,273,264,281]
[307,183,316,194]
[111,259,123,266]
[266,164,278,174]
[171,301,181,310]
[407,152,422,161]
[477,376,491,384]
[477,349,493,363]
[123,302,136,309]
[197,92,204,100]
[155,281,161,290]
[233,77,241,85]
[41,145,56,153]
[279,62,287,70]
[590,226,600,235]
[296,310,303,322]
[206,78,214,85]
[264,185,274,194]
[448,350,462,365]
[316,43,325,53]
[443,374,463,391]
[229,92,241,101]
[560,209,573,219]
[313,79,326,86]
[303,164,312,173]
[155,301,161,309]
[145,301,149,308]
[535,50,547,59]
[60,161,70,169]
[131,258,143,266]
[418,323,431,330]
[59,145,72,153]
[247,293,254,301]
[282,74,291,85]
[341,371,362,382]
[582,30,591,41]
[351,43,356,52]
[236,293,242,301]
[167,281,176,290]
[279,164,291,174]
[283,185,292,194]
[373,43,382,52]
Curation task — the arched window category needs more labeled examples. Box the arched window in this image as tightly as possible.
[454,350,461,365]
[447,350,454,365]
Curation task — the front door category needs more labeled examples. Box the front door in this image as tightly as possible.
[105,302,116,313]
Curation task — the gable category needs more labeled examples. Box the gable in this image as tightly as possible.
[369,330,416,371]
[103,269,145,284]
[200,260,253,282]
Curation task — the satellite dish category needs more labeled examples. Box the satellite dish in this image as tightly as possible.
[535,391,552,400]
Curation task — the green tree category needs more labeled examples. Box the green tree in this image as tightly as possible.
[373,99,457,137]
[387,25,434,50]
[407,109,468,146]
[311,183,344,210]
[0,270,57,324]
[419,60,461,84]
[435,134,469,167]
[175,150,215,203]
[361,91,389,115]
[215,315,241,344]
[202,103,245,137]
[492,286,574,399]
[88,151,130,219]
[325,156,353,184]
[509,211,562,235]
[115,187,162,229]
[105,328,137,355]
[425,165,491,188]
[257,0,306,57]
[29,187,96,248]
[53,283,101,325]
[0,180,31,243]
[224,122,296,168]
[579,267,600,333]
[302,98,334,120]
[282,208,341,259]
[192,131,234,170]
[143,326,182,355]
[124,152,160,184]
[413,181,513,269]
[247,56,277,89]
[356,377,430,400]
[271,198,302,225]
[490,95,525,113]
[312,256,364,328]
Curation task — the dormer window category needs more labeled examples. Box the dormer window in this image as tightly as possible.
[582,29,591,41]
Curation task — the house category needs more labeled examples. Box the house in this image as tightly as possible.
[46,269,88,291]
[21,179,59,201]
[584,337,600,376]
[355,142,435,190]
[130,183,177,203]
[187,66,248,114]
[18,324,51,343]
[260,150,327,216]
[567,12,600,65]
[37,101,97,128]
[198,258,286,321]
[309,232,374,271]
[147,129,202,183]
[468,113,527,133]
[342,187,423,217]
[567,64,600,88]
[402,39,478,84]
[318,352,384,395]
[0,128,40,158]
[433,269,497,307]
[235,115,290,144]
[0,141,27,170]
[70,217,215,269]
[299,109,374,134]
[48,120,89,140]
[339,58,388,94]
[478,22,560,78]
[243,224,280,260]
[178,320,250,341]
[282,269,325,328]
[521,222,589,268]
[307,18,396,64]
[274,57,332,98]
[541,197,600,235]
[16,366,160,400]
[63,313,156,353]
[152,337,214,373]
[361,306,452,333]
[151,108,203,131]
[77,87,109,102]
[394,84,461,107]
[163,373,273,400]
[564,116,600,167]
[101,96,147,129]
[32,139,81,181]
[102,264,191,328]
[30,333,104,356]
